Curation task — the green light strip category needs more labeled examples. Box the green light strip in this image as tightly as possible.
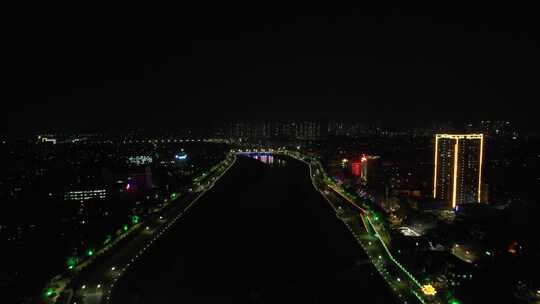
[241,150,429,304]
[289,150,427,303]
[365,215,422,287]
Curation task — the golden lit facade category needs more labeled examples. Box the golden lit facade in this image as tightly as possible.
[421,284,437,296]
[433,134,484,208]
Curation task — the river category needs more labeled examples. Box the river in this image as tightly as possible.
[112,155,398,303]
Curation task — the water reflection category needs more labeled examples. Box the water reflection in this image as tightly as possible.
[250,154,287,166]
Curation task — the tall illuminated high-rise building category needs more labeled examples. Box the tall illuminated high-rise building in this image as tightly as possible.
[433,134,484,208]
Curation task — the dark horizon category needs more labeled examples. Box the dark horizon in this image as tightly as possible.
[5,4,540,132]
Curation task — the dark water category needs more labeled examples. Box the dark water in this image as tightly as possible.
[113,155,398,303]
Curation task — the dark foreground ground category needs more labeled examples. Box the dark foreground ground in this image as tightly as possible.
[112,155,398,303]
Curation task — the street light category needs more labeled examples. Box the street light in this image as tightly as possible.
[103,234,112,245]
[67,256,78,269]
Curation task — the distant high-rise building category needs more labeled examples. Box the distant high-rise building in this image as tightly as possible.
[479,120,511,138]
[295,121,321,141]
[328,121,345,136]
[433,134,484,208]
[351,154,378,185]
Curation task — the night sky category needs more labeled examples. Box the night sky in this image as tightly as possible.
[5,4,540,132]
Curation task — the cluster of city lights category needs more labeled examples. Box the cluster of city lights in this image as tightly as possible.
[283,148,445,304]
[44,154,236,304]
[50,149,457,304]
[46,217,143,302]
[102,155,236,303]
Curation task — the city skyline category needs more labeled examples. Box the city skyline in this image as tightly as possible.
[1,119,530,140]
[2,4,540,304]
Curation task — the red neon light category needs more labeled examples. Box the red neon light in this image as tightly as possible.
[352,162,361,176]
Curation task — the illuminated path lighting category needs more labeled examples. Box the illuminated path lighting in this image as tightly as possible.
[103,153,238,304]
[279,149,433,304]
